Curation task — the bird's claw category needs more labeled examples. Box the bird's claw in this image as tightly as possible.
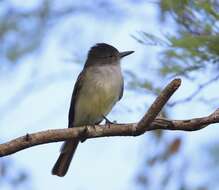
[102,115,117,128]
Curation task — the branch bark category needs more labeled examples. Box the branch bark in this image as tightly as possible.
[1,78,218,157]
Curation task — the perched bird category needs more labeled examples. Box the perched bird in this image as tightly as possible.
[52,43,134,177]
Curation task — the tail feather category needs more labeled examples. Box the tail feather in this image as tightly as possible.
[52,140,79,177]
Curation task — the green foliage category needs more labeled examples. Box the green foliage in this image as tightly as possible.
[130,1,219,99]
[136,0,219,78]
[0,1,51,66]
[126,70,162,95]
[160,0,189,18]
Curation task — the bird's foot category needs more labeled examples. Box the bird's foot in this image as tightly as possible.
[102,115,117,128]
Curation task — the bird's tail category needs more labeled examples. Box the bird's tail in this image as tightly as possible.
[52,140,79,177]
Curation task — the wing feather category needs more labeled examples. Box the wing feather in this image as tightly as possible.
[68,71,85,128]
[118,79,124,100]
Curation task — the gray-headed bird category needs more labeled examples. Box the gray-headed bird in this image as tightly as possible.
[52,43,134,177]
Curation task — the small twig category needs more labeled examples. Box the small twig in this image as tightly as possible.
[169,75,219,107]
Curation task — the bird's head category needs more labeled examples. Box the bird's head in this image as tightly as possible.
[85,43,134,67]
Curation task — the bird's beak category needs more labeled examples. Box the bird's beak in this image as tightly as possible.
[119,51,134,58]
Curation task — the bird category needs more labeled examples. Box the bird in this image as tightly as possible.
[52,43,134,177]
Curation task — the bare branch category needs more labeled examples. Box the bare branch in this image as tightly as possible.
[135,78,181,135]
[0,78,218,157]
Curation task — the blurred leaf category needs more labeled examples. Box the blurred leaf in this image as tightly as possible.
[152,129,164,140]
[132,32,169,46]
[136,174,149,186]
[147,157,158,166]
[11,171,28,186]
[167,138,181,155]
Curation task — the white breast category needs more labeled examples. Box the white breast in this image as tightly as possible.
[73,64,123,126]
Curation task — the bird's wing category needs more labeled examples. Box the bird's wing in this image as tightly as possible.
[118,79,124,101]
[68,71,85,128]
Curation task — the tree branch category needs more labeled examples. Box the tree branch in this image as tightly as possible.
[135,78,181,135]
[1,78,218,157]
